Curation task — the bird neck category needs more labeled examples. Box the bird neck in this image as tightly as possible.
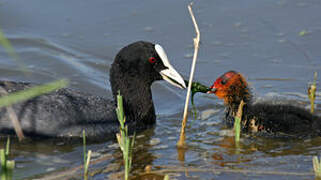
[225,84,252,116]
[110,66,156,128]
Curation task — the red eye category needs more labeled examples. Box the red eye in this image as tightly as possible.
[148,57,156,64]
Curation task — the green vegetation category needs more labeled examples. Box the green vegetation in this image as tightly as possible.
[0,137,15,180]
[234,117,241,143]
[299,30,309,37]
[187,80,210,119]
[0,27,27,72]
[0,28,69,179]
[82,130,92,180]
[313,156,321,178]
[0,27,68,110]
[0,80,68,178]
[116,92,135,180]
[310,72,319,178]
[84,150,92,179]
[164,174,170,180]
[0,79,68,109]
[308,72,317,114]
[0,29,19,62]
[234,100,245,143]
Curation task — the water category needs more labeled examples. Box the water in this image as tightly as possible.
[0,0,321,179]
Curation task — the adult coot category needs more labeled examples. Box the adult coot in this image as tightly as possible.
[0,41,186,139]
[208,70,321,137]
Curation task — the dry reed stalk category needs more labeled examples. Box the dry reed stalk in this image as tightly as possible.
[177,2,201,147]
[0,87,25,141]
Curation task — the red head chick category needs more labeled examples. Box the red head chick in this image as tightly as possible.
[208,71,251,109]
[207,70,321,137]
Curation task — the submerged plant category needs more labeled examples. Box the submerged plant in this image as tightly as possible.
[0,137,15,180]
[116,92,135,180]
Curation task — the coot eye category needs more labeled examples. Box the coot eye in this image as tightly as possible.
[148,57,157,64]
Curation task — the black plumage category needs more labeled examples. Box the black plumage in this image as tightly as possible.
[0,41,186,140]
[210,71,321,138]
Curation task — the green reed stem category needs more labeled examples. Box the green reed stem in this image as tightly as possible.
[234,100,245,143]
[116,91,135,180]
[0,149,6,172]
[313,156,321,178]
[0,137,15,180]
[164,174,170,180]
[308,72,317,114]
[84,150,92,180]
[0,79,68,109]
[234,117,241,143]
[0,29,19,62]
[5,137,9,157]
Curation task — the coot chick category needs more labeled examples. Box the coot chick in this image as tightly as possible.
[208,71,321,137]
[0,41,186,139]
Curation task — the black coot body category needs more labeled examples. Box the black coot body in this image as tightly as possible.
[0,41,186,139]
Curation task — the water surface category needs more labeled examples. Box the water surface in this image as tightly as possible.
[0,0,321,179]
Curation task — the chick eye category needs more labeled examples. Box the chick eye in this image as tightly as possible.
[221,79,227,85]
[148,57,157,64]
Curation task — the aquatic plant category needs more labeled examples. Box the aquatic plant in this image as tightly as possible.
[189,81,211,119]
[0,80,68,141]
[178,2,201,147]
[308,72,317,114]
[0,79,68,109]
[82,130,92,180]
[116,92,135,180]
[313,156,321,178]
[0,28,21,68]
[0,137,15,180]
[234,100,245,143]
[0,29,68,141]
[164,174,170,180]
[310,73,319,178]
